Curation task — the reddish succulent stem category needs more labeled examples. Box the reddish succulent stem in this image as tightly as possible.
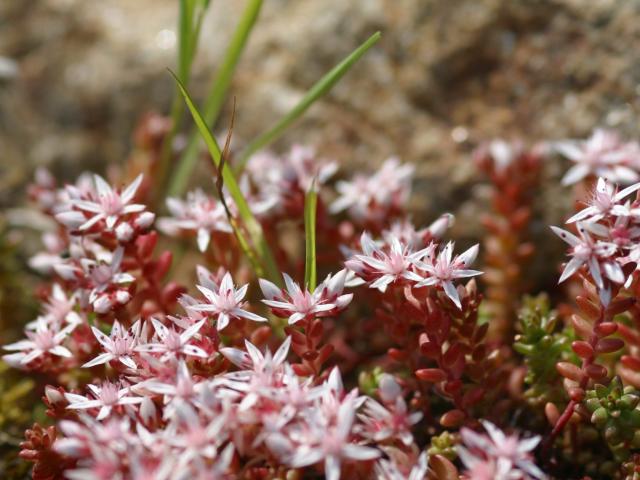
[545,301,608,452]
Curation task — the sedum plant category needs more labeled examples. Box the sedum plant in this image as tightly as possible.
[6,0,640,478]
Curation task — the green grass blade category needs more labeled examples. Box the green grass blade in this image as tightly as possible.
[236,31,381,172]
[170,70,281,285]
[168,0,263,197]
[304,181,318,291]
[154,0,211,207]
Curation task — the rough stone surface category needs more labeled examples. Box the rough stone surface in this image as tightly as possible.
[1,0,639,238]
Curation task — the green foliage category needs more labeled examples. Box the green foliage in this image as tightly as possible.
[358,367,384,397]
[514,295,577,405]
[157,0,214,202]
[169,0,263,197]
[171,71,281,285]
[0,361,35,479]
[586,376,640,460]
[304,183,317,291]
[428,431,458,461]
[235,31,382,172]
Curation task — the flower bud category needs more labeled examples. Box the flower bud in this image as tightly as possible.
[115,222,134,242]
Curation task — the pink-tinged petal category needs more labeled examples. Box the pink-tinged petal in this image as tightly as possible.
[234,309,267,323]
[180,319,206,341]
[117,396,144,405]
[313,303,336,313]
[121,174,143,203]
[259,278,281,300]
[219,347,247,367]
[550,226,581,247]
[288,312,306,325]
[561,163,591,186]
[91,326,112,349]
[55,211,87,228]
[615,181,640,201]
[342,444,381,461]
[283,273,303,297]
[96,405,112,421]
[402,270,423,282]
[74,200,103,213]
[49,345,72,358]
[94,174,113,197]
[335,293,353,309]
[196,285,217,303]
[78,213,104,231]
[360,233,379,256]
[234,283,249,302]
[457,244,479,266]
[135,344,167,353]
[217,313,230,331]
[2,353,26,367]
[20,349,44,364]
[273,336,292,365]
[4,339,36,351]
[370,275,394,291]
[181,345,207,358]
[105,215,118,229]
[220,272,234,293]
[558,257,584,283]
[454,269,483,278]
[443,281,462,309]
[244,340,264,366]
[566,207,598,224]
[119,356,137,370]
[122,203,146,214]
[262,299,294,310]
[291,448,324,468]
[67,399,102,410]
[82,353,115,368]
[324,455,341,480]
[588,257,604,289]
[150,317,169,341]
[415,276,438,287]
[197,228,211,252]
[603,261,625,284]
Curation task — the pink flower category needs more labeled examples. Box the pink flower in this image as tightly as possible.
[383,215,454,250]
[551,223,622,290]
[331,158,413,223]
[288,393,380,480]
[82,320,141,370]
[345,233,427,292]
[62,174,150,231]
[189,271,266,331]
[567,177,640,224]
[359,374,422,446]
[3,317,75,367]
[84,246,136,313]
[65,381,144,420]
[556,129,640,186]
[375,451,429,480]
[260,272,351,325]
[458,421,545,480]
[157,189,232,252]
[415,242,482,309]
[135,318,207,360]
[138,360,202,408]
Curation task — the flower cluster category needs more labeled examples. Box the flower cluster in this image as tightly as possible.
[555,129,640,186]
[551,177,640,302]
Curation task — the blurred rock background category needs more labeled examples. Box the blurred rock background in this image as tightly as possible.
[1,0,639,231]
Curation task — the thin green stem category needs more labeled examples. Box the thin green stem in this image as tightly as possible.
[170,70,281,285]
[235,31,381,173]
[168,0,263,197]
[304,182,318,291]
